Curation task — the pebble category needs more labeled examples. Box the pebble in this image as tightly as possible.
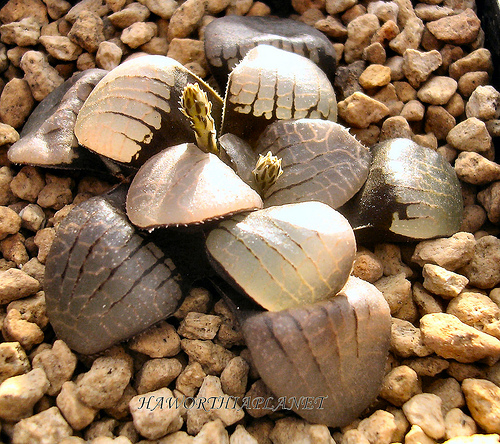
[129,387,183,439]
[230,424,259,444]
[391,318,433,358]
[127,321,181,358]
[458,71,491,98]
[20,50,64,102]
[427,8,481,44]
[427,377,465,414]
[338,91,390,128]
[379,365,422,406]
[478,182,500,224]
[449,48,493,80]
[186,375,245,435]
[367,1,399,23]
[457,153,500,186]
[422,264,469,299]
[0,367,49,421]
[76,347,134,410]
[0,205,21,240]
[135,358,183,394]
[11,406,72,444]
[269,417,335,444]
[220,356,249,400]
[462,235,500,288]
[120,21,156,48]
[95,41,122,70]
[375,272,414,318]
[462,379,500,433]
[425,105,456,139]
[352,247,384,283]
[401,99,425,121]
[8,290,48,330]
[359,64,392,89]
[466,85,500,120]
[142,0,179,18]
[362,42,386,65]
[193,419,229,444]
[402,49,442,88]
[173,287,212,319]
[0,341,30,384]
[178,312,222,340]
[445,408,477,440]
[357,410,397,444]
[403,393,445,440]
[315,16,348,39]
[0,268,41,305]
[412,232,475,270]
[34,227,56,264]
[389,17,425,55]
[0,78,35,129]
[32,339,77,396]
[176,361,206,398]
[2,307,44,350]
[39,35,82,61]
[417,76,457,105]
[420,313,500,363]
[167,0,205,42]
[108,3,150,29]
[0,17,41,46]
[56,380,98,430]
[68,11,105,54]
[380,116,413,140]
[344,14,380,63]
[446,117,492,153]
[404,356,449,377]
[181,339,235,375]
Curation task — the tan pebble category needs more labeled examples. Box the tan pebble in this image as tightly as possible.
[120,21,156,49]
[56,381,98,430]
[462,378,500,433]
[447,117,492,153]
[380,116,413,140]
[466,85,500,121]
[341,429,371,444]
[37,182,73,210]
[352,247,384,283]
[375,272,413,317]
[0,78,35,129]
[181,339,235,375]
[449,48,493,81]
[127,320,181,358]
[269,416,334,444]
[374,243,413,278]
[244,379,277,418]
[0,232,29,266]
[373,83,404,116]
[19,203,46,232]
[402,393,445,439]
[173,287,212,319]
[135,358,183,394]
[214,299,245,348]
[372,19,400,46]
[427,377,465,414]
[130,387,183,440]
[84,417,118,440]
[12,406,72,444]
[179,312,222,340]
[380,366,421,406]
[414,4,454,21]
[221,356,249,400]
[230,424,259,444]
[357,410,396,444]
[404,356,449,377]
[193,419,229,444]
[400,99,425,121]
[412,232,476,270]
[394,80,418,102]
[462,236,500,288]
[447,361,486,382]
[443,434,500,443]
[38,35,82,61]
[338,92,390,128]
[427,9,481,44]
[417,76,457,105]
[405,425,437,444]
[478,182,500,225]
[447,292,500,339]
[389,17,425,55]
[10,166,45,203]
[458,71,491,98]
[461,204,487,233]
[77,347,133,409]
[95,41,122,70]
[67,10,105,53]
[20,50,64,101]
[362,42,386,64]
[105,384,137,420]
[326,0,357,15]
[359,64,392,89]
[0,206,21,241]
[420,313,500,363]
[342,4,368,24]
[412,282,443,316]
[0,268,41,305]
[108,3,150,28]
[34,227,56,264]
[32,340,77,397]
[176,362,206,398]
[187,375,244,435]
[2,308,44,350]
[425,105,456,140]
[350,125,381,146]
[315,16,348,39]
[391,317,433,358]
[446,92,465,117]
[167,0,205,42]
[422,264,468,299]
[0,341,30,385]
[403,49,443,88]
[0,367,49,421]
[343,14,380,63]
[445,408,477,440]
[8,290,48,330]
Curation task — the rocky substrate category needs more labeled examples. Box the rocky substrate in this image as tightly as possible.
[0,0,500,443]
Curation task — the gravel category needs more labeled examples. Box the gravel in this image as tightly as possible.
[0,0,500,443]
